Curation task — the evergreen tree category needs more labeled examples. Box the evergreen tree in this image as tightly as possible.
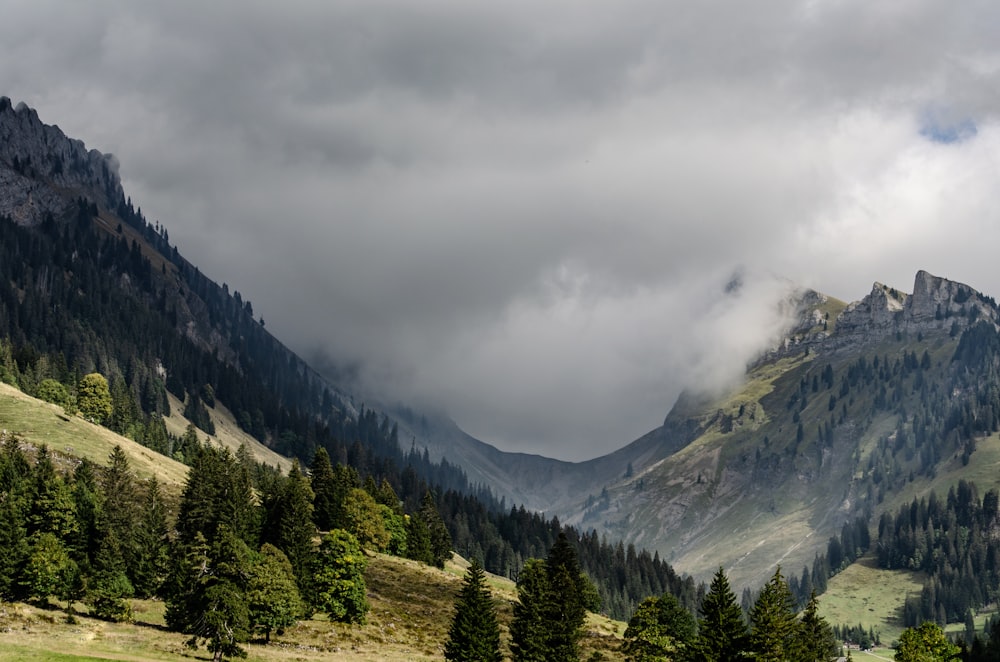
[309,447,337,531]
[749,567,801,662]
[419,490,452,568]
[262,462,315,593]
[100,446,138,573]
[510,534,590,662]
[131,476,170,598]
[697,567,749,662]
[166,527,253,662]
[444,559,502,662]
[511,558,552,662]
[799,591,837,662]
[545,532,589,661]
[622,592,697,662]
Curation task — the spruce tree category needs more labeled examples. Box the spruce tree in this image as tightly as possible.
[697,567,749,662]
[510,558,552,662]
[444,559,502,662]
[511,534,590,662]
[262,462,315,592]
[310,447,337,530]
[749,567,801,662]
[131,476,170,598]
[419,490,452,568]
[799,590,837,662]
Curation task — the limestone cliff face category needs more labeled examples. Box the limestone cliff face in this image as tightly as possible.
[833,270,997,348]
[0,96,124,225]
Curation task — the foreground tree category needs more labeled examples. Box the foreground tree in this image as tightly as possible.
[510,558,551,662]
[749,567,800,662]
[510,533,590,662]
[895,622,960,662]
[246,544,302,643]
[799,590,837,662]
[696,567,749,662]
[622,592,696,662]
[166,527,253,662]
[444,559,502,662]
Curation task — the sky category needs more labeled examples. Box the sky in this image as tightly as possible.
[3,1,1000,461]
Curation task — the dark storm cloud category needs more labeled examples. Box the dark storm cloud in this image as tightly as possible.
[3,0,1000,459]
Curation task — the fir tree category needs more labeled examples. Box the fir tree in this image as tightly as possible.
[131,476,170,598]
[262,462,315,593]
[545,532,588,661]
[510,558,551,662]
[799,590,837,662]
[749,567,801,662]
[697,567,749,662]
[309,447,337,531]
[444,559,502,662]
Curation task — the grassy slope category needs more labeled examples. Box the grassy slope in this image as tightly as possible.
[163,392,293,473]
[0,382,188,488]
[0,554,626,662]
[0,385,625,660]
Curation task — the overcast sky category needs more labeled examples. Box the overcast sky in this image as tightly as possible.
[3,1,1000,460]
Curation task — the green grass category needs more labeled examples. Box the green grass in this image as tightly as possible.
[818,553,923,645]
[0,383,188,488]
[0,553,627,662]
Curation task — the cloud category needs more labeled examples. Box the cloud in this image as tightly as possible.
[2,0,1000,459]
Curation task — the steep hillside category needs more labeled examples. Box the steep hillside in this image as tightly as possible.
[554,272,1000,589]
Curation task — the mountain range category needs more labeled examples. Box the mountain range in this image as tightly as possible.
[3,96,1000,593]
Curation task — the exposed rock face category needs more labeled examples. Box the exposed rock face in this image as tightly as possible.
[833,270,997,349]
[0,96,124,225]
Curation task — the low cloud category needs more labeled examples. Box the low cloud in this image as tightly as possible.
[2,1,1000,459]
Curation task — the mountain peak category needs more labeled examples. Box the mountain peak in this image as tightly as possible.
[0,98,124,226]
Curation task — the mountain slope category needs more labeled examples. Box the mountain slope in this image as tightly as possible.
[545,271,1000,588]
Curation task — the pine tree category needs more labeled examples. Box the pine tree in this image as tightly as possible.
[749,567,801,662]
[697,567,749,662]
[166,527,253,662]
[444,559,502,662]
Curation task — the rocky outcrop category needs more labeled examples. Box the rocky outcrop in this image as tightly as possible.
[0,97,124,225]
[829,270,997,351]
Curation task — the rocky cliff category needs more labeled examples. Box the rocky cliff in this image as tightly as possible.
[0,96,125,226]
